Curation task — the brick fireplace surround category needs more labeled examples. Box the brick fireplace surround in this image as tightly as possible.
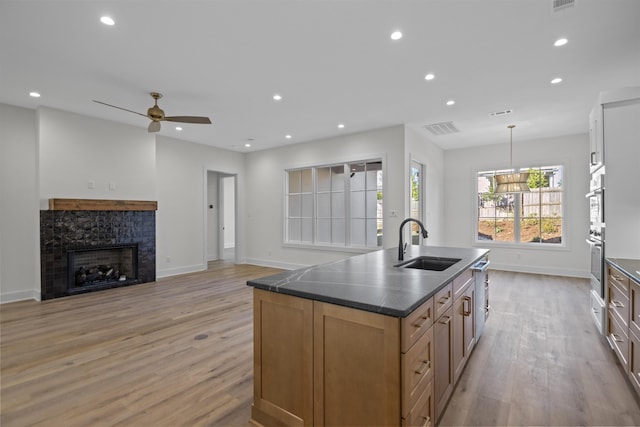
[40,199,157,300]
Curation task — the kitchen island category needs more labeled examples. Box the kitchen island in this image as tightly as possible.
[248,245,489,427]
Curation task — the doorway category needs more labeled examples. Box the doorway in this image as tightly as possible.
[410,160,425,245]
[206,171,236,266]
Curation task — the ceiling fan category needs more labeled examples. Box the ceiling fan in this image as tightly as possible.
[93,92,212,133]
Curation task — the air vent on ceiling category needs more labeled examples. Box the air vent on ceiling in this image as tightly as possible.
[552,0,575,12]
[490,109,513,117]
[423,121,460,136]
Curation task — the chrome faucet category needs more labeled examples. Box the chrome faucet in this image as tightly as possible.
[398,218,428,261]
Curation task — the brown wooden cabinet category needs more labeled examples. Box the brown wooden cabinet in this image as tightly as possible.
[252,266,481,427]
[630,329,640,396]
[453,276,475,384]
[631,280,640,341]
[607,264,630,370]
[434,306,453,423]
[313,300,401,426]
[252,289,313,426]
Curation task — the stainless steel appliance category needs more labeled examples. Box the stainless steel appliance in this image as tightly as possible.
[472,259,490,340]
[587,166,605,334]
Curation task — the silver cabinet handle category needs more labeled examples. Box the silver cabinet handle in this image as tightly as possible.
[414,360,431,375]
[439,316,451,325]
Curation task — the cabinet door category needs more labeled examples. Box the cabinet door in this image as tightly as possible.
[630,330,640,396]
[313,301,401,426]
[453,283,475,384]
[631,282,640,339]
[434,307,453,423]
[589,104,604,170]
[252,289,313,426]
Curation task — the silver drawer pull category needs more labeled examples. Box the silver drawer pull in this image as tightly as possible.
[439,316,451,325]
[611,300,624,308]
[414,360,431,375]
[412,315,429,328]
[420,416,431,427]
[611,333,624,343]
[438,295,450,304]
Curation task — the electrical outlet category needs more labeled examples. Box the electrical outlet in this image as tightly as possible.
[166,256,171,263]
[109,182,116,191]
[88,181,94,189]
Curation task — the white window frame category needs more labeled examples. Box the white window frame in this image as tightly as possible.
[475,165,566,248]
[284,158,384,252]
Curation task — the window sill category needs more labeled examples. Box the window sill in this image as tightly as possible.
[473,239,568,251]
[283,242,381,254]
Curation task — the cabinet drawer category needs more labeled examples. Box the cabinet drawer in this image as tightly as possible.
[434,283,453,320]
[453,269,473,301]
[609,264,630,294]
[609,279,630,329]
[608,313,629,368]
[402,327,433,416]
[402,377,434,427]
[402,297,434,352]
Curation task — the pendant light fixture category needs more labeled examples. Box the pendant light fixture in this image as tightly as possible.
[494,125,530,193]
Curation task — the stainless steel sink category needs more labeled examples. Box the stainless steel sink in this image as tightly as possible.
[395,256,461,271]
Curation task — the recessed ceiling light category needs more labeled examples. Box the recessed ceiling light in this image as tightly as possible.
[29,92,41,98]
[390,31,402,41]
[175,126,182,131]
[100,16,115,26]
[446,100,455,106]
[554,38,568,47]
[424,73,435,81]
[245,143,251,148]
[551,77,563,84]
[273,94,282,101]
[338,123,345,129]
[285,134,292,139]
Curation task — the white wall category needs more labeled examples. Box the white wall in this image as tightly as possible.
[155,135,246,277]
[404,126,445,247]
[244,125,406,269]
[443,133,590,277]
[38,107,156,204]
[0,104,40,302]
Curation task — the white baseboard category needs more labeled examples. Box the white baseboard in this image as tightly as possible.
[156,263,206,279]
[0,289,41,304]
[488,262,590,279]
[245,258,310,271]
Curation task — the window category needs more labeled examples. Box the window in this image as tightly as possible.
[286,160,383,248]
[477,166,563,244]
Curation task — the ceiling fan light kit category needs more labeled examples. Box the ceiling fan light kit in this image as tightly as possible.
[93,92,212,133]
[494,124,530,194]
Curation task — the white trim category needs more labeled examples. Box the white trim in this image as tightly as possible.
[156,263,205,278]
[1,289,40,303]
[489,264,589,279]
[244,258,309,271]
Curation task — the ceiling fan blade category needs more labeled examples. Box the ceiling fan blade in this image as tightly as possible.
[148,121,161,133]
[93,100,148,118]
[163,116,212,124]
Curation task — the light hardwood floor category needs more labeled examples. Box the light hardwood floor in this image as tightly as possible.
[1,264,639,426]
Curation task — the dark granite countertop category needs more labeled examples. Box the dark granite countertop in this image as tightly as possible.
[247,246,490,318]
[606,258,640,285]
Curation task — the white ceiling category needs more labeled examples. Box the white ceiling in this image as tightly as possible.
[1,0,639,152]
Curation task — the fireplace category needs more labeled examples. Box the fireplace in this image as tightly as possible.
[40,199,156,300]
[67,244,139,294]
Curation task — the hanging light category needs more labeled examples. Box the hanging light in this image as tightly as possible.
[494,125,530,193]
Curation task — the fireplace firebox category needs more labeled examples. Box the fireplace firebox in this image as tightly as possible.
[67,244,139,294]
